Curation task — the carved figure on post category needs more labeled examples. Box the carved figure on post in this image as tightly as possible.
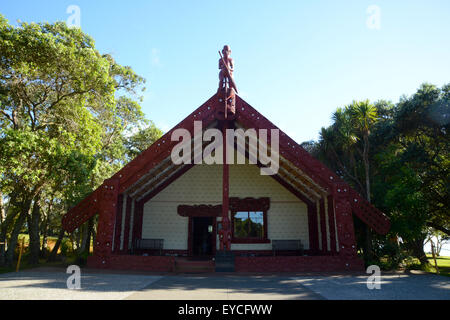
[219,216,232,250]
[216,45,237,119]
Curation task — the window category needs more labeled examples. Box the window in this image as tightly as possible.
[229,197,270,243]
[233,211,264,239]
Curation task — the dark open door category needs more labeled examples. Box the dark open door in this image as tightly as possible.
[192,217,214,256]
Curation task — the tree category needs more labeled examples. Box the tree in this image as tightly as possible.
[311,100,379,263]
[124,122,163,160]
[0,16,153,267]
[307,83,449,267]
[348,100,378,262]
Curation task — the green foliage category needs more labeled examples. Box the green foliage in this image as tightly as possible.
[124,121,163,160]
[0,16,162,267]
[74,250,90,267]
[309,83,449,267]
[60,238,71,256]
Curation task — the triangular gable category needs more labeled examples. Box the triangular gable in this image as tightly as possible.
[234,96,390,234]
[62,93,390,235]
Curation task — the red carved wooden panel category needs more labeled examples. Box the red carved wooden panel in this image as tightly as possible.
[177,204,222,217]
[61,188,100,233]
[333,184,358,264]
[229,197,270,212]
[349,189,390,235]
[93,178,120,267]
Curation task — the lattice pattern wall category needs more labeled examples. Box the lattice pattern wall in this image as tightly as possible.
[142,163,309,250]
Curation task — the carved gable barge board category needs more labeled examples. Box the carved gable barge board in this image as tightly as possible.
[62,188,101,233]
[137,164,195,206]
[115,95,219,193]
[239,140,319,203]
[62,93,390,237]
[234,96,390,234]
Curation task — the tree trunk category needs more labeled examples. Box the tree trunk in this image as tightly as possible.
[0,210,19,266]
[0,193,20,266]
[363,134,371,203]
[69,233,75,252]
[92,223,96,246]
[79,218,94,254]
[27,194,41,266]
[362,133,373,263]
[87,217,94,253]
[40,216,48,254]
[5,199,30,267]
[47,228,65,262]
[409,237,428,265]
[0,191,4,224]
[40,199,53,256]
[77,228,82,251]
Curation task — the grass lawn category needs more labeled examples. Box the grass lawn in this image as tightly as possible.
[426,254,450,277]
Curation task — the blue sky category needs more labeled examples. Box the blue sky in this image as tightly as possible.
[2,0,450,142]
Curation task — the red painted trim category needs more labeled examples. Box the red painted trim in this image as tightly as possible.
[235,97,333,191]
[122,196,132,253]
[116,95,219,193]
[229,197,270,212]
[62,188,100,233]
[349,189,390,235]
[231,238,271,244]
[88,254,176,272]
[307,203,319,254]
[63,94,389,239]
[221,122,230,250]
[212,217,217,255]
[188,217,193,256]
[333,184,358,257]
[178,204,220,257]
[319,198,327,253]
[94,178,120,264]
[133,249,188,256]
[113,194,124,253]
[327,195,337,254]
[231,249,321,256]
[177,204,222,217]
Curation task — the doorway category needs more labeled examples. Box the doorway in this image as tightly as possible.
[192,217,214,256]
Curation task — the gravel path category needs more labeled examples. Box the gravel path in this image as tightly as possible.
[0,270,162,300]
[126,275,323,300]
[1,269,449,300]
[293,272,450,300]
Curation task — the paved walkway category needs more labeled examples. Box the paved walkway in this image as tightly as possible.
[126,275,322,300]
[0,270,162,300]
[0,268,449,300]
[293,273,450,300]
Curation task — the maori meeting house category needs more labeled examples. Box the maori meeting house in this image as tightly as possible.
[61,46,390,272]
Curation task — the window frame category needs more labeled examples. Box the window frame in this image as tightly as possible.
[229,197,270,244]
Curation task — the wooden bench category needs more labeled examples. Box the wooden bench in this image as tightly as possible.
[272,240,304,256]
[134,239,164,255]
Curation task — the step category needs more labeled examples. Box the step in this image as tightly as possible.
[175,258,215,273]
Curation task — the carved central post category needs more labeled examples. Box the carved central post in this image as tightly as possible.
[219,121,232,250]
[217,45,236,251]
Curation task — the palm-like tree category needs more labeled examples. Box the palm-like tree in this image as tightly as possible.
[348,100,378,262]
[315,100,379,262]
[348,100,378,202]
